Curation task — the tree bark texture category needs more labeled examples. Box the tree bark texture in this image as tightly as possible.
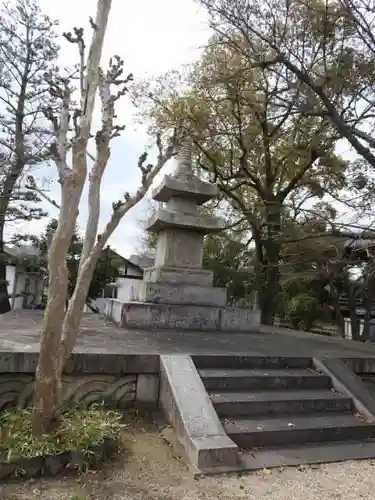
[260,199,282,325]
[32,0,112,436]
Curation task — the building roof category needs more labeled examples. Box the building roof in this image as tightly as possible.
[4,245,40,258]
[4,245,41,266]
[5,244,150,273]
[128,253,154,269]
[105,248,147,273]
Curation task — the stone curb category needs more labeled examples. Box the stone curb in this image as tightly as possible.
[159,354,239,471]
[313,357,375,421]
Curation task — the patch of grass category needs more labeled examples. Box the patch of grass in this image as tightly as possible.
[0,406,125,462]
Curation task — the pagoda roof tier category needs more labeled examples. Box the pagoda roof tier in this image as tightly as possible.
[151,174,217,205]
[146,207,223,234]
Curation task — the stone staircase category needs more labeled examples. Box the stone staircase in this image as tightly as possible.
[194,356,375,469]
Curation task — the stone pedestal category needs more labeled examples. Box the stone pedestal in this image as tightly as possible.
[109,141,260,332]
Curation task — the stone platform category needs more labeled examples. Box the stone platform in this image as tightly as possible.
[2,310,375,360]
[3,311,375,474]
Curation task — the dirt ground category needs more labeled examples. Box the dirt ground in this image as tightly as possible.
[1,415,375,500]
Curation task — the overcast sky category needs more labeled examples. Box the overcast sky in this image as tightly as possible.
[10,0,211,257]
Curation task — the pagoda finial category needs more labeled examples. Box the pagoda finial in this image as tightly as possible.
[173,137,193,176]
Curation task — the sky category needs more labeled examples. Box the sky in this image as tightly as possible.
[9,0,211,258]
[5,0,368,258]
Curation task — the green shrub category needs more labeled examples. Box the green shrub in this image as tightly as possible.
[0,406,124,463]
[288,293,319,331]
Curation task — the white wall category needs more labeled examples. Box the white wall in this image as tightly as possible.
[83,259,144,314]
[6,266,25,309]
[6,266,18,308]
[117,277,142,301]
[86,277,143,313]
[6,265,15,296]
[6,265,43,310]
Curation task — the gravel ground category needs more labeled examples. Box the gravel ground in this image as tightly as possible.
[1,417,374,500]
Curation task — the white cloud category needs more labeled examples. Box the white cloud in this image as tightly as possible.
[7,0,211,257]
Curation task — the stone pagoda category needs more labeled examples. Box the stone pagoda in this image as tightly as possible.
[119,142,260,331]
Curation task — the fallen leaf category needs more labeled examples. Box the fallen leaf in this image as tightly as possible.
[262,468,271,475]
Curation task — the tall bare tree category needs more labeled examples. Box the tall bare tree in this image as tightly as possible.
[0,0,59,313]
[32,0,177,435]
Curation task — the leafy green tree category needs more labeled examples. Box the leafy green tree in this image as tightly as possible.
[147,34,353,324]
[203,232,255,305]
[40,219,121,309]
[199,0,375,171]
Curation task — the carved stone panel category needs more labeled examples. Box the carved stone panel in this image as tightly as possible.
[0,374,137,411]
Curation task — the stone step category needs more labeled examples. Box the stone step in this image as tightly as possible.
[200,439,375,474]
[223,413,375,448]
[238,439,375,471]
[193,356,312,370]
[210,390,352,417]
[199,368,330,391]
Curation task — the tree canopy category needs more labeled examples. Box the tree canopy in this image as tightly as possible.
[146,33,365,324]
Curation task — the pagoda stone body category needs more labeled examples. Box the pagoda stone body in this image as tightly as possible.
[119,143,260,331]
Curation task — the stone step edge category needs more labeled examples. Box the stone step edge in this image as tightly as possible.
[209,389,351,404]
[196,439,375,476]
[193,356,313,369]
[222,413,375,435]
[199,368,327,378]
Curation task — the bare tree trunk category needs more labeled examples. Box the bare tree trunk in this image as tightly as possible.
[0,240,10,314]
[32,0,113,436]
[361,260,375,342]
[32,184,83,433]
[327,268,346,338]
[260,200,282,326]
[60,257,98,364]
[333,300,346,338]
[32,0,176,435]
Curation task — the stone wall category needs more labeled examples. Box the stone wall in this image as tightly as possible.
[0,352,160,411]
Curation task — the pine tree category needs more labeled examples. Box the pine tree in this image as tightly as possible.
[0,0,59,313]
